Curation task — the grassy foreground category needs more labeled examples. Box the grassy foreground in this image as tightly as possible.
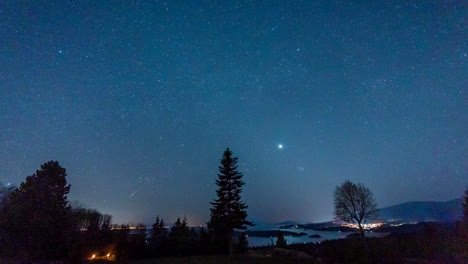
[131,255,316,264]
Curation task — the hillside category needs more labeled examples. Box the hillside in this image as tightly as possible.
[378,199,463,223]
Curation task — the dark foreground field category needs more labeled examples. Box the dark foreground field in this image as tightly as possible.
[2,223,467,264]
[1,255,315,264]
[130,255,315,264]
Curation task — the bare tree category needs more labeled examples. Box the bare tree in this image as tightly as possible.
[334,180,378,239]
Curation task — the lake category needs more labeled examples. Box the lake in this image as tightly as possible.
[246,225,389,247]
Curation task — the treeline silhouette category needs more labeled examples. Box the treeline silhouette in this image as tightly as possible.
[287,221,468,263]
[0,156,467,262]
[0,150,252,262]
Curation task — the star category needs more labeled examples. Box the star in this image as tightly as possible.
[278,144,283,149]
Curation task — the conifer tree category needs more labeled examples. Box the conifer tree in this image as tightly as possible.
[276,232,287,248]
[168,217,190,256]
[150,216,167,256]
[6,161,71,259]
[208,148,253,255]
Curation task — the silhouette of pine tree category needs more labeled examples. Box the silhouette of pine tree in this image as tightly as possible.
[149,216,168,256]
[6,161,71,259]
[168,217,190,256]
[276,232,287,248]
[208,148,253,255]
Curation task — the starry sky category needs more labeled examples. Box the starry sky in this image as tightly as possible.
[0,0,466,225]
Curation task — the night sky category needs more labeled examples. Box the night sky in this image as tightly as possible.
[0,1,466,225]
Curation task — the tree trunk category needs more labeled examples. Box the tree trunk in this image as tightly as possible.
[228,230,233,256]
[358,223,370,255]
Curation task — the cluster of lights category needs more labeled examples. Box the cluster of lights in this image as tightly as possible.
[341,222,383,229]
[111,226,147,230]
[90,252,112,260]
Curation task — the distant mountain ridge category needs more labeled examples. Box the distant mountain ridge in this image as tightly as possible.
[377,199,463,223]
[272,198,463,226]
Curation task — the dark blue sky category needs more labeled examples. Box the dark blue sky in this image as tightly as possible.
[0,0,466,225]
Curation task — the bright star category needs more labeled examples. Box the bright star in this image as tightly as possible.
[278,144,283,149]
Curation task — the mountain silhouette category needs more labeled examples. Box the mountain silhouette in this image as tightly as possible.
[378,199,462,223]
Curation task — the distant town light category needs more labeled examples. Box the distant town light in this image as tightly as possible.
[340,222,383,229]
